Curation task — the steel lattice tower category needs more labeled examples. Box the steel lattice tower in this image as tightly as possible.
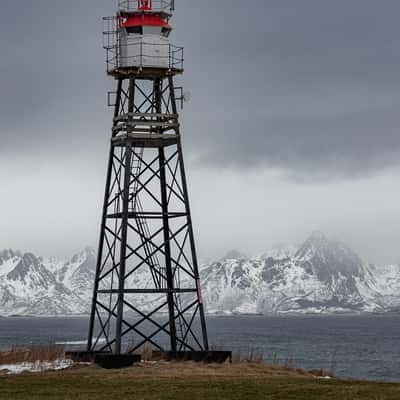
[87,0,209,356]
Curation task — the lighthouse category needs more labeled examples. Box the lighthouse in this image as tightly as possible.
[102,0,182,75]
[82,0,230,365]
[118,0,173,69]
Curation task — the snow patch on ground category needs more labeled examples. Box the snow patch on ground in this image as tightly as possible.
[0,359,73,375]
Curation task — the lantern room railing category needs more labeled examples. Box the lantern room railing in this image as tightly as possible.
[118,0,175,13]
[103,16,183,74]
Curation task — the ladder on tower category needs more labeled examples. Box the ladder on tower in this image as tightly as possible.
[174,266,186,349]
[130,147,163,289]
[130,147,185,345]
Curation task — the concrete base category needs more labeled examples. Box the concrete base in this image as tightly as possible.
[66,351,107,363]
[152,351,232,364]
[94,354,142,369]
[66,351,141,369]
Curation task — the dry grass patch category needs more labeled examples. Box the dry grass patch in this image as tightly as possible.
[1,363,400,400]
[0,345,65,365]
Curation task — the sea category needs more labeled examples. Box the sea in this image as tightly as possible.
[1,314,400,382]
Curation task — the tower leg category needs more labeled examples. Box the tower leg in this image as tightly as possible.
[87,79,123,352]
[155,78,177,352]
[159,146,177,352]
[168,76,209,351]
[115,142,133,354]
[114,78,135,354]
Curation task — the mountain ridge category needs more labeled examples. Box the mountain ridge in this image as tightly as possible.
[1,233,399,317]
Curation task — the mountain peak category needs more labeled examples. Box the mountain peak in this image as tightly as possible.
[308,230,329,243]
[69,247,96,264]
[259,245,297,261]
[296,231,332,257]
[0,249,22,263]
[83,247,96,257]
[221,250,247,261]
[295,232,364,281]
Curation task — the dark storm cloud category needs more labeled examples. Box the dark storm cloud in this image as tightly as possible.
[178,0,400,178]
[0,0,111,155]
[1,0,400,178]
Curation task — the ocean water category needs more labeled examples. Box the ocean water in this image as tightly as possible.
[1,314,399,382]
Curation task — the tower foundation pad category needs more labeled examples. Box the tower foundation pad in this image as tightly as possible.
[94,354,142,369]
[66,351,106,363]
[66,351,142,369]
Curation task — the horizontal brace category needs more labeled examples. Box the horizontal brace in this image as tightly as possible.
[113,131,152,138]
[112,133,179,139]
[111,135,179,148]
[113,128,176,134]
[113,122,179,130]
[106,212,187,220]
[97,289,197,294]
[114,113,179,121]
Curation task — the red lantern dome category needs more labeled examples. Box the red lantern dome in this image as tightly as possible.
[118,0,172,34]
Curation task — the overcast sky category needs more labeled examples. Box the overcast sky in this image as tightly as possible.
[1,0,400,264]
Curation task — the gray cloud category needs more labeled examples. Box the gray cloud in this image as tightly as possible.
[178,0,400,178]
[1,0,400,262]
[1,0,400,179]
[0,0,110,155]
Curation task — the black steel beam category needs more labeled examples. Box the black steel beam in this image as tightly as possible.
[88,74,209,355]
[156,78,177,352]
[97,289,197,294]
[114,139,133,354]
[169,75,209,351]
[87,78,123,352]
[106,212,186,219]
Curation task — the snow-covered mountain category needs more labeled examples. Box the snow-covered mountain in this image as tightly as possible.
[1,232,400,316]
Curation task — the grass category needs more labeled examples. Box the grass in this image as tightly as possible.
[0,345,64,365]
[0,362,400,400]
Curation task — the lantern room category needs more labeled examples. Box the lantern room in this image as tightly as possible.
[118,0,175,69]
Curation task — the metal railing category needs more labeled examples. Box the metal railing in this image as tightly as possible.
[103,17,184,73]
[118,0,175,13]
